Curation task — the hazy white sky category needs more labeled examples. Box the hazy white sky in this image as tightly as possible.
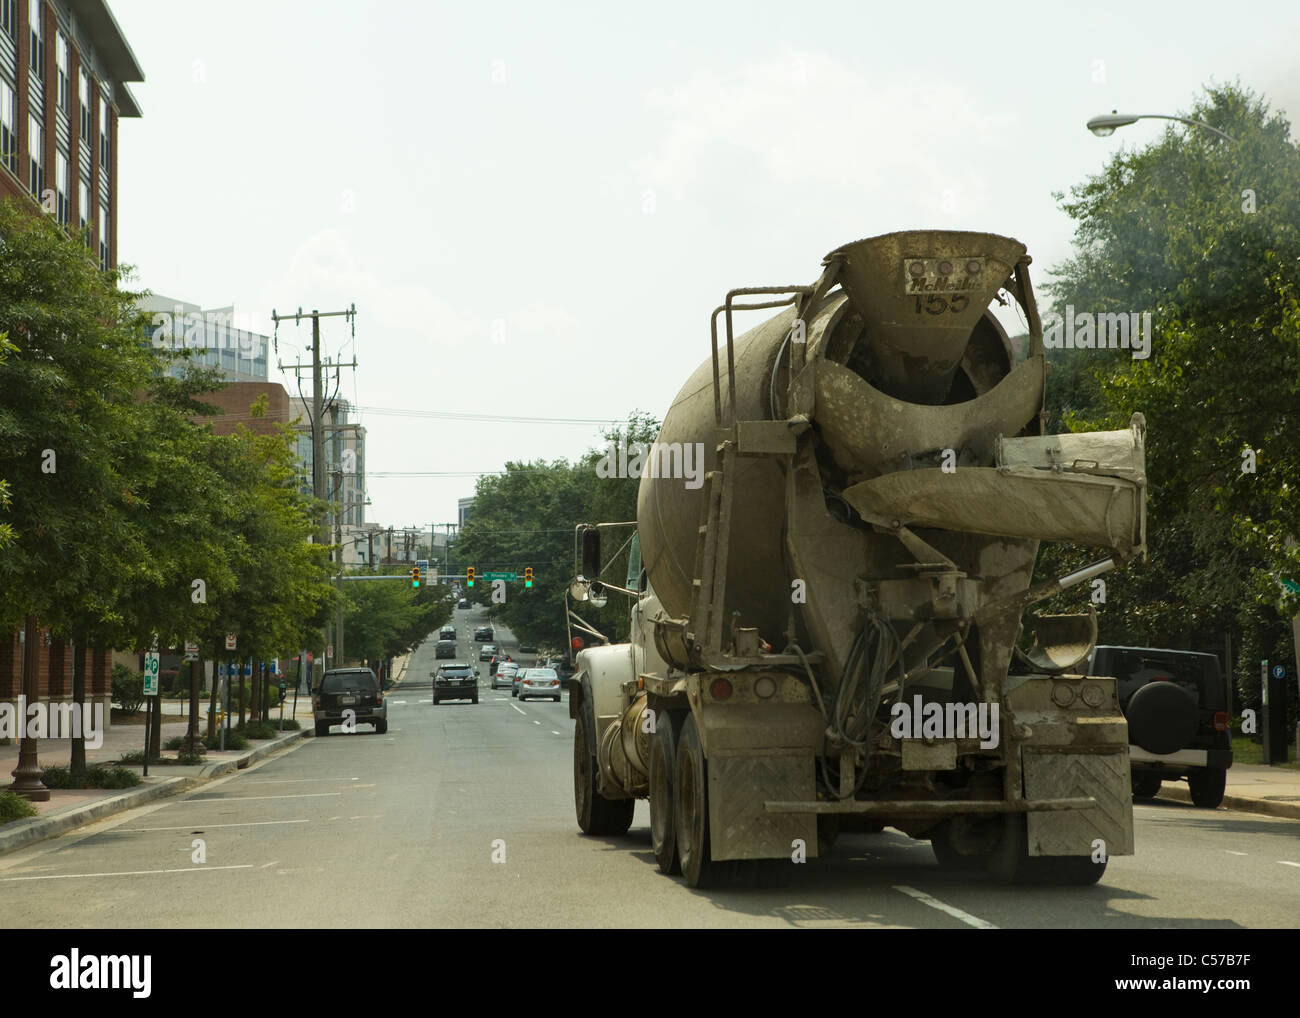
[111,0,1300,531]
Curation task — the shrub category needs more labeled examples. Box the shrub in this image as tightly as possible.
[0,789,38,824]
[111,666,145,715]
[163,735,186,751]
[277,718,301,731]
[40,765,140,789]
[237,721,277,740]
[201,731,248,751]
[176,750,205,765]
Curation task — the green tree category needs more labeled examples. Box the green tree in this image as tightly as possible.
[1040,83,1300,720]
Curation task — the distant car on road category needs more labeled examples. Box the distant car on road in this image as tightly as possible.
[474,625,495,641]
[479,644,498,661]
[435,640,456,659]
[439,625,456,640]
[432,662,479,705]
[314,667,387,736]
[458,599,470,609]
[518,667,561,702]
[493,661,519,690]
[1088,645,1232,808]
[512,668,526,697]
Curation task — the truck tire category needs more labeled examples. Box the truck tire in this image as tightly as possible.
[1188,766,1226,808]
[675,714,723,888]
[314,721,328,737]
[574,700,635,836]
[987,814,1107,886]
[649,711,684,875]
[931,822,991,871]
[375,719,388,735]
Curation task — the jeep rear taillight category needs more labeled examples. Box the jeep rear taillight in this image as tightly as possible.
[1214,711,1228,731]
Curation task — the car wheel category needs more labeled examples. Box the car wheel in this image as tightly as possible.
[375,719,388,735]
[553,696,560,702]
[987,814,1107,885]
[1188,766,1227,808]
[314,721,329,737]
[472,696,479,704]
[432,696,439,705]
[1131,772,1162,799]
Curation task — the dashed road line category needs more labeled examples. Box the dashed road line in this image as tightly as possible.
[1279,861,1300,868]
[893,886,998,929]
[510,704,526,716]
[112,820,311,833]
[1,864,255,882]
[186,793,342,802]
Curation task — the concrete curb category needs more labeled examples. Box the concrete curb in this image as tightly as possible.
[1156,784,1300,821]
[197,728,307,778]
[0,729,309,856]
[0,775,198,856]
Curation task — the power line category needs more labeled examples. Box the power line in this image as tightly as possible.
[354,406,636,425]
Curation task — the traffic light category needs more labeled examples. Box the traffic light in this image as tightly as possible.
[524,566,533,588]
[411,566,421,588]
[466,566,475,587]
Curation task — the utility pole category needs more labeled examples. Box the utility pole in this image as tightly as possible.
[332,400,346,667]
[272,303,357,674]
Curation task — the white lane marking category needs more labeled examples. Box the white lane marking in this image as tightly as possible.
[390,700,408,705]
[893,885,998,930]
[1,864,255,882]
[510,704,526,715]
[534,720,541,725]
[112,820,311,833]
[260,861,278,869]
[1280,861,1300,868]
[551,731,561,735]
[1225,850,1248,856]
[186,793,342,802]
[233,777,357,785]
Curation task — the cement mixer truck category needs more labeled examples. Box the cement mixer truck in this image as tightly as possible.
[567,230,1147,887]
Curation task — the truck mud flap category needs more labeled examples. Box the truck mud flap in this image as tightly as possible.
[709,754,817,862]
[1023,750,1133,857]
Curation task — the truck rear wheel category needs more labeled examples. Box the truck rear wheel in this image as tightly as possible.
[649,711,683,875]
[675,714,722,888]
[574,700,635,836]
[987,814,1107,886]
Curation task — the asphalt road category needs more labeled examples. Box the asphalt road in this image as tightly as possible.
[2,604,1298,928]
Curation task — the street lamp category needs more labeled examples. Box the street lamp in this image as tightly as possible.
[1087,110,1234,143]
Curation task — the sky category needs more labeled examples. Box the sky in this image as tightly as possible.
[110,0,1300,533]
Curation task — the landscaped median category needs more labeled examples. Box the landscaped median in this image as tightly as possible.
[0,726,308,857]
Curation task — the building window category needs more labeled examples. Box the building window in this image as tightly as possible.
[98,205,108,269]
[28,0,42,80]
[55,148,67,223]
[98,95,109,187]
[55,30,66,111]
[2,1,16,43]
[28,111,41,197]
[0,78,14,176]
[78,69,89,140]
[78,177,88,229]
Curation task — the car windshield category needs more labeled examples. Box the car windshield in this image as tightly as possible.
[530,669,558,680]
[440,668,472,678]
[322,672,375,693]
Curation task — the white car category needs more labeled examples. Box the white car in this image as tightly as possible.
[518,667,561,702]
[493,661,519,690]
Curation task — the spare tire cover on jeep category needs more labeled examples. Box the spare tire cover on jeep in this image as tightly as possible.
[1125,681,1199,755]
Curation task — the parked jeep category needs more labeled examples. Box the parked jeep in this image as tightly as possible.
[1088,645,1232,808]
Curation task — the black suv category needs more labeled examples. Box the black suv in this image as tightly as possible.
[313,667,387,736]
[1088,645,1232,808]
[474,625,494,642]
[432,662,479,704]
[435,640,457,659]
[439,625,456,640]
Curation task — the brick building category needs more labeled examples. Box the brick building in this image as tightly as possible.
[0,0,142,268]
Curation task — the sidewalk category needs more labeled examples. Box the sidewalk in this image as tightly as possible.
[0,695,312,856]
[1156,762,1300,819]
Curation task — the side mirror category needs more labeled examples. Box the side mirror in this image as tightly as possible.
[580,525,601,581]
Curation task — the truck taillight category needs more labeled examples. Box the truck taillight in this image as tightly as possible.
[710,678,733,700]
[312,697,320,710]
[1213,711,1228,731]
